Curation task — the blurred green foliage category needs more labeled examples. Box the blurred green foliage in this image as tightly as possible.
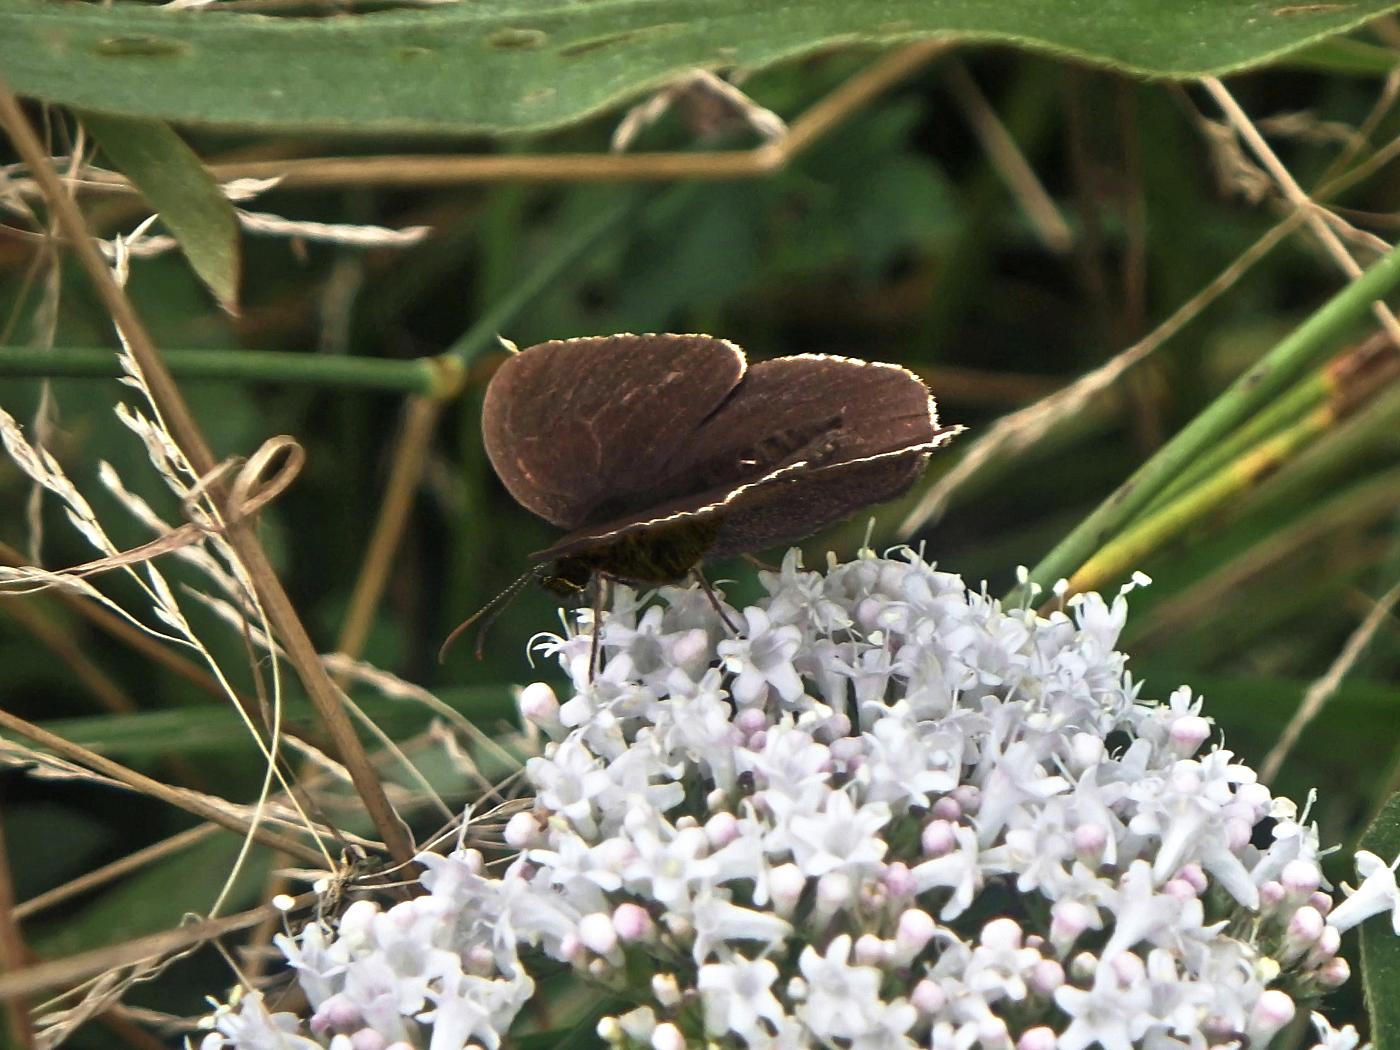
[1,15,1399,1047]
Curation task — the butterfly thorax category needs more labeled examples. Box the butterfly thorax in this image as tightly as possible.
[543,515,723,593]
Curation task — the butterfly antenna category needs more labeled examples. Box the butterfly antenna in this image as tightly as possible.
[439,568,539,663]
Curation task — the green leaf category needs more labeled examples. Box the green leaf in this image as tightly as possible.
[1360,792,1400,1050]
[3,0,1399,136]
[79,110,240,311]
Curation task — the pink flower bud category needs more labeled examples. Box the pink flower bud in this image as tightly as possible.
[1224,817,1253,851]
[770,864,806,916]
[559,932,582,963]
[651,1024,685,1050]
[1110,951,1145,985]
[895,908,937,960]
[465,945,495,975]
[1169,715,1211,754]
[922,820,957,857]
[1163,878,1197,901]
[503,811,539,849]
[613,903,653,942]
[1073,823,1107,862]
[952,785,981,814]
[350,1031,388,1050]
[977,1016,1011,1049]
[1177,863,1208,894]
[1318,956,1351,988]
[911,979,947,1013]
[705,812,739,849]
[980,918,1023,950]
[884,861,915,898]
[854,934,887,967]
[1028,959,1064,997]
[1051,901,1094,952]
[1287,906,1324,946]
[931,797,962,821]
[1018,1027,1057,1050]
[735,708,767,735]
[1248,990,1295,1043]
[311,993,360,1033]
[517,682,559,724]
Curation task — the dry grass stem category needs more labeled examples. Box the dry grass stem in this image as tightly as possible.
[1203,78,1400,347]
[0,708,329,867]
[0,894,312,1004]
[943,58,1072,254]
[0,78,418,869]
[1262,576,1400,782]
[336,397,442,661]
[13,825,219,921]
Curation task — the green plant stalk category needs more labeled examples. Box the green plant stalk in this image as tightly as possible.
[1125,466,1400,650]
[1136,368,1328,520]
[1246,380,1400,521]
[1065,403,1334,596]
[1025,239,1400,597]
[0,344,448,393]
[1137,334,1400,520]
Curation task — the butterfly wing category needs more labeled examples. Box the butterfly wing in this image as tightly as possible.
[706,433,957,556]
[481,334,746,529]
[534,354,956,563]
[682,355,951,553]
[663,354,939,491]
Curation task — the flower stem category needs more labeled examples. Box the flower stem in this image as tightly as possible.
[1024,239,1400,597]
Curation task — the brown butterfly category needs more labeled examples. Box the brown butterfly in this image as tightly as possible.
[443,333,959,660]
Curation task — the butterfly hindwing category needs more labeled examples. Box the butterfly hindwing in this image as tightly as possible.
[662,354,939,492]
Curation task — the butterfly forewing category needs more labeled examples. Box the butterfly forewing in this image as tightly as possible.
[481,334,746,530]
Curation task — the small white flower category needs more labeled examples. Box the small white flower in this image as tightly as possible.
[1327,850,1400,933]
[719,607,805,705]
[697,955,785,1042]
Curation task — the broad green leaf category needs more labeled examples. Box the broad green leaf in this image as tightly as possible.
[1359,792,1400,1050]
[2,0,1398,136]
[80,111,241,311]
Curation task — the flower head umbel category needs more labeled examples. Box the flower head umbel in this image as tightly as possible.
[203,548,1379,1050]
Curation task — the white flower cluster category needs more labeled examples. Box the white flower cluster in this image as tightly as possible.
[201,549,1385,1050]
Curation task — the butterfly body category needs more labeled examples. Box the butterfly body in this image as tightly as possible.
[542,515,725,595]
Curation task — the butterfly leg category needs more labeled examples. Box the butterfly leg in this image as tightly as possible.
[692,568,740,634]
[741,552,780,573]
[587,575,611,682]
